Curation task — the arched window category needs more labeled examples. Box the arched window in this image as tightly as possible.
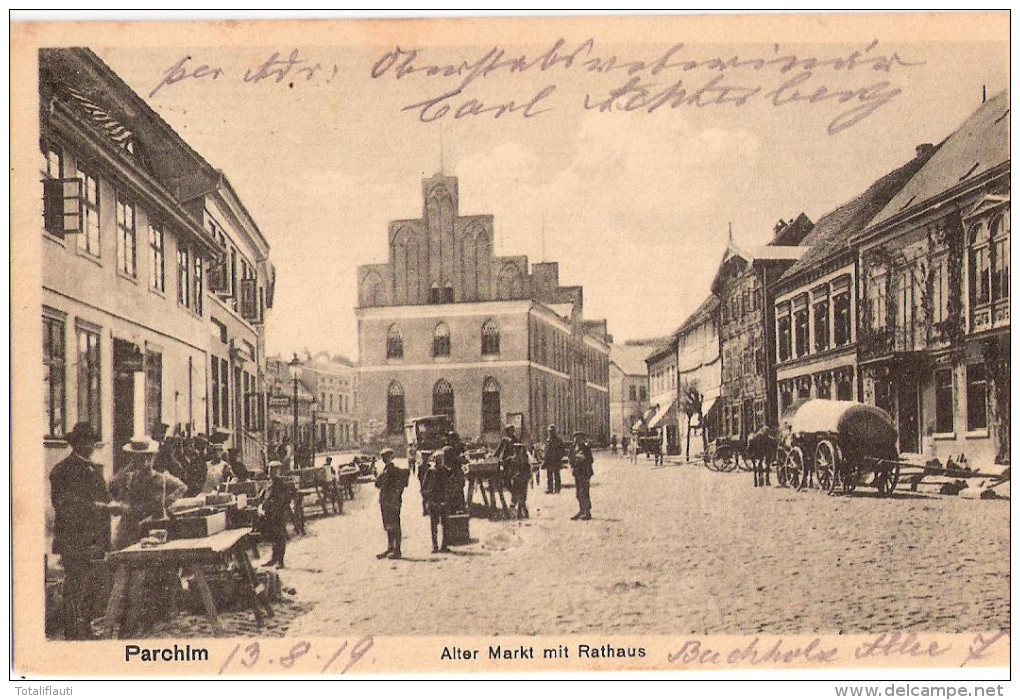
[386,382,405,434]
[429,282,441,305]
[433,321,451,358]
[970,223,991,307]
[481,319,500,356]
[443,280,454,304]
[386,324,403,359]
[496,263,522,300]
[362,271,383,307]
[482,377,501,433]
[433,379,455,422]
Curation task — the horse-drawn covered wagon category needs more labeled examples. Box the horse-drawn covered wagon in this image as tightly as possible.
[776,399,900,495]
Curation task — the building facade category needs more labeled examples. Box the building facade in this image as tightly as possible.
[609,343,650,442]
[356,173,611,449]
[40,48,275,482]
[853,92,1009,464]
[644,337,679,453]
[300,351,359,450]
[266,355,316,449]
[773,148,936,418]
[712,215,813,440]
[40,48,222,477]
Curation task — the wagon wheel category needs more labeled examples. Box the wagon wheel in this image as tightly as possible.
[712,444,736,472]
[787,447,805,490]
[814,440,837,494]
[774,449,790,487]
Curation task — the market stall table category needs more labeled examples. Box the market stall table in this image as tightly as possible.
[103,527,272,639]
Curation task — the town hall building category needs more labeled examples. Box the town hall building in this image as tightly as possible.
[356,173,611,449]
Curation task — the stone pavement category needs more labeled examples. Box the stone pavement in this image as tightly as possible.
[198,453,1012,637]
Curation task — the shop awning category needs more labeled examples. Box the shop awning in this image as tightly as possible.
[648,401,677,429]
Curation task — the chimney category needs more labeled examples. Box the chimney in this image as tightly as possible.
[915,143,935,159]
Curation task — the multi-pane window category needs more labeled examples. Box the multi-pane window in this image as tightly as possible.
[929,260,948,326]
[935,369,954,434]
[970,224,991,307]
[990,215,1009,302]
[833,291,852,346]
[433,322,451,357]
[386,382,405,434]
[149,223,165,292]
[639,386,647,401]
[210,355,220,427]
[813,297,829,352]
[868,267,887,330]
[777,306,792,361]
[482,377,501,433]
[481,320,500,355]
[793,299,809,357]
[116,198,136,277]
[193,254,204,315]
[76,326,101,435]
[836,375,853,401]
[43,315,66,438]
[76,165,100,256]
[386,325,403,359]
[432,379,455,422]
[966,364,987,432]
[629,385,637,401]
[177,246,190,306]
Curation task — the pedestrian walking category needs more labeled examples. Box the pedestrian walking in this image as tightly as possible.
[542,424,566,494]
[374,448,409,560]
[49,422,115,640]
[259,461,295,568]
[421,447,454,553]
[611,435,618,455]
[569,431,594,520]
[445,432,468,514]
[628,435,638,464]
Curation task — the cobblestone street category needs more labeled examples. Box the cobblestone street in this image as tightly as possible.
[276,453,1009,637]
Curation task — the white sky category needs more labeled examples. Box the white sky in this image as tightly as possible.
[95,29,1008,361]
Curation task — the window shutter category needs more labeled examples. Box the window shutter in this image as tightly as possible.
[44,178,83,237]
[240,278,258,321]
[208,257,229,294]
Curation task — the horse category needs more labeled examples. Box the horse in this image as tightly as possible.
[747,427,779,487]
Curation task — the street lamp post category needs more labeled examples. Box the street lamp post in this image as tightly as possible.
[289,353,301,467]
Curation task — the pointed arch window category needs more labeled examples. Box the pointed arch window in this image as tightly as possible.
[433,379,455,422]
[482,377,501,433]
[481,319,500,356]
[443,280,454,304]
[433,321,451,358]
[386,382,405,434]
[386,324,404,359]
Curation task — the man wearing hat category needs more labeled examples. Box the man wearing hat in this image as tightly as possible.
[444,432,467,513]
[542,424,566,494]
[184,434,210,496]
[421,447,454,553]
[374,448,409,559]
[109,434,187,550]
[50,422,114,639]
[569,431,594,520]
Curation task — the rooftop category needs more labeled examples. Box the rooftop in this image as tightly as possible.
[611,344,652,376]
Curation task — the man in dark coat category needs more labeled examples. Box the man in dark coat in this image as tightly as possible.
[569,431,594,520]
[444,432,467,514]
[374,448,409,559]
[542,424,566,494]
[421,447,454,553]
[510,442,531,519]
[259,461,296,568]
[49,422,113,639]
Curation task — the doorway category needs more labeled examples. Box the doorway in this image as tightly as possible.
[112,339,141,473]
[897,380,921,454]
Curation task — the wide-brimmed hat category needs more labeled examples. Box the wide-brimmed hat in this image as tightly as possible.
[267,460,283,468]
[573,431,587,438]
[64,422,101,444]
[122,434,159,454]
[209,429,231,445]
[379,448,395,458]
[504,424,516,432]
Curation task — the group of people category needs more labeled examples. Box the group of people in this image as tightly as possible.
[49,420,269,639]
[372,422,597,560]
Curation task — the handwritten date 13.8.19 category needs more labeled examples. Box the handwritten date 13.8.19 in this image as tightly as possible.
[218,636,374,675]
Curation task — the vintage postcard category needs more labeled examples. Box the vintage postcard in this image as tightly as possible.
[10,12,1011,681]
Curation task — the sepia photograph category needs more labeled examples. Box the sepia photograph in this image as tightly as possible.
[9,11,1011,682]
